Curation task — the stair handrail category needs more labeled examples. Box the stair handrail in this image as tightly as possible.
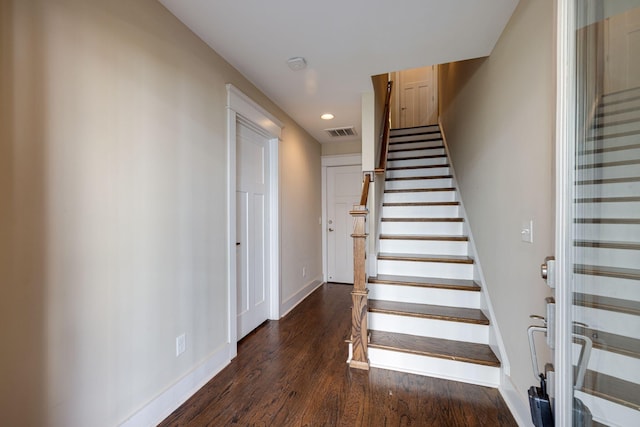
[349,173,372,370]
[375,80,393,174]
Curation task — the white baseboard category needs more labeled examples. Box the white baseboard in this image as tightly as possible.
[499,373,533,427]
[119,343,233,427]
[280,276,324,317]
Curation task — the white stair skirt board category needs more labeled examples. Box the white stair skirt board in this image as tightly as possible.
[576,246,640,270]
[385,178,453,190]
[572,306,640,340]
[574,274,640,301]
[381,204,460,218]
[382,191,457,204]
[379,239,468,256]
[388,148,446,159]
[380,221,463,235]
[574,390,640,427]
[576,201,640,219]
[377,259,473,280]
[386,157,448,168]
[368,312,489,344]
[368,283,481,309]
[368,347,500,388]
[386,167,450,179]
[575,223,640,242]
[571,343,640,385]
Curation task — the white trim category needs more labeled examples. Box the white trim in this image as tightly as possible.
[279,277,324,318]
[499,372,532,427]
[555,1,576,426]
[226,84,283,353]
[320,154,362,281]
[119,344,232,427]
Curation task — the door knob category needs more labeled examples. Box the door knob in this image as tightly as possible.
[328,228,334,232]
[540,256,555,288]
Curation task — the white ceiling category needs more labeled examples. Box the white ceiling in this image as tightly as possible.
[159,0,519,144]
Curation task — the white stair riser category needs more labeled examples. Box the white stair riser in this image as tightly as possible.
[576,246,640,270]
[390,126,440,136]
[380,221,463,235]
[380,239,468,256]
[573,306,640,340]
[599,96,640,112]
[584,133,640,152]
[382,205,459,218]
[592,121,640,137]
[388,148,445,159]
[387,157,448,168]
[574,274,640,302]
[600,88,640,103]
[577,147,640,165]
[572,343,640,385]
[597,109,640,124]
[575,202,640,219]
[576,181,640,198]
[386,178,453,190]
[369,312,489,344]
[377,259,473,280]
[368,283,481,309]
[576,164,639,181]
[389,141,444,151]
[368,348,500,387]
[574,391,640,427]
[389,134,442,144]
[575,223,640,242]
[383,191,456,203]
[386,167,450,179]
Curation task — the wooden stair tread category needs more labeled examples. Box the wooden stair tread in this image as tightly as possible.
[379,234,468,242]
[574,218,640,225]
[577,177,640,186]
[388,146,444,153]
[580,369,640,410]
[377,253,474,264]
[369,330,500,367]
[368,274,480,291]
[369,299,489,325]
[386,175,452,181]
[387,164,450,171]
[577,158,640,169]
[381,217,463,222]
[575,196,640,203]
[574,325,640,360]
[587,127,640,141]
[383,201,460,207]
[593,116,640,129]
[574,264,640,280]
[575,240,640,250]
[574,292,640,316]
[385,187,456,193]
[581,142,640,155]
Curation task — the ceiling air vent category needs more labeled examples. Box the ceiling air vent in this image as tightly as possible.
[325,126,357,138]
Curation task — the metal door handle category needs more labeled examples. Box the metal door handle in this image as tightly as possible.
[540,256,555,287]
[328,228,334,232]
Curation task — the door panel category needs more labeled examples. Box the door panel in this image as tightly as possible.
[397,66,438,128]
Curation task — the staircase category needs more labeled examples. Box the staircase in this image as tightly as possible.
[366,124,501,387]
[572,86,640,426]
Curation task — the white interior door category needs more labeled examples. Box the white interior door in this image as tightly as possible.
[236,121,270,339]
[398,65,438,128]
[604,7,640,93]
[326,165,362,283]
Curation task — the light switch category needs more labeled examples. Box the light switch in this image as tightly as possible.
[521,219,533,243]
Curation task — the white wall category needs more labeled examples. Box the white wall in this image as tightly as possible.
[439,0,555,409]
[0,0,321,425]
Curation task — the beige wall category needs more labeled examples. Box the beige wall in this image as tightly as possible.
[321,140,362,156]
[439,0,555,406]
[0,0,321,425]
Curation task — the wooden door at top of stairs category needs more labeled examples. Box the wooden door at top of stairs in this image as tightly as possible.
[604,6,640,93]
[236,121,270,340]
[395,66,438,128]
[326,164,362,284]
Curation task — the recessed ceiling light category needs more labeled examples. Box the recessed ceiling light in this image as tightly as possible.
[321,113,334,120]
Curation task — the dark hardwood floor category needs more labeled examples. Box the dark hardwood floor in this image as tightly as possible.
[159,283,517,426]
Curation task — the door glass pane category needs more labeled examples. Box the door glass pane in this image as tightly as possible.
[573,1,640,425]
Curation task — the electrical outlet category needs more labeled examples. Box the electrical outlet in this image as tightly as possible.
[176,334,186,357]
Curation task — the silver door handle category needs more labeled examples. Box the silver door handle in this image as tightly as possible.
[540,256,555,287]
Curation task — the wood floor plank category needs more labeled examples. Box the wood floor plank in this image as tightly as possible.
[159,283,515,426]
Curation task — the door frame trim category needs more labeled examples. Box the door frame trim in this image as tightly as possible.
[226,84,282,358]
[321,154,362,282]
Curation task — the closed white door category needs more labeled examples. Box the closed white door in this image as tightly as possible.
[236,121,270,339]
[326,165,362,283]
[398,66,438,127]
[604,7,640,93]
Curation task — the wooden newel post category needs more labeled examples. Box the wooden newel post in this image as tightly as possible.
[349,204,369,370]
